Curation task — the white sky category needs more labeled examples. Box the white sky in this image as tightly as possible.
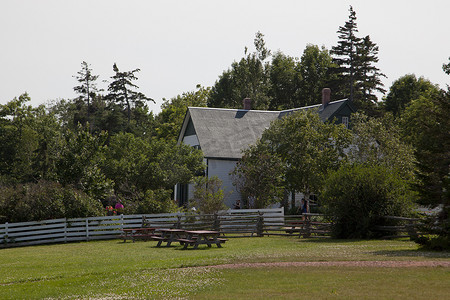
[1,0,449,113]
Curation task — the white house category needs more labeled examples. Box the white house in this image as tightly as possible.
[175,89,356,208]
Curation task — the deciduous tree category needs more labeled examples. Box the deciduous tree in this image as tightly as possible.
[55,125,113,203]
[348,112,416,181]
[297,44,337,106]
[156,85,209,141]
[0,94,39,183]
[231,143,285,209]
[268,51,300,110]
[208,32,272,109]
[189,176,227,214]
[384,74,440,117]
[240,110,351,210]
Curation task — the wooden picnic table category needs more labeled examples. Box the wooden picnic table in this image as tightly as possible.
[154,228,187,247]
[180,230,227,249]
[121,227,156,242]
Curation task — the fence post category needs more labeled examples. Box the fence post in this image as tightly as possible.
[213,213,220,232]
[256,212,264,237]
[304,214,311,238]
[175,216,181,229]
[120,214,124,233]
[406,220,419,241]
[64,218,67,243]
[5,222,8,245]
[85,219,89,241]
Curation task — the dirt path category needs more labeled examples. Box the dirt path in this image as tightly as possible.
[203,260,450,269]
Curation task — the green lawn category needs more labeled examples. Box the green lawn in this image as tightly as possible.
[1,236,449,299]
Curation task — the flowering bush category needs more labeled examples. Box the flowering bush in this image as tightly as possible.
[105,205,116,216]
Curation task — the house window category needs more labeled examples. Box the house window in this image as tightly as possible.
[176,183,189,207]
[342,116,349,128]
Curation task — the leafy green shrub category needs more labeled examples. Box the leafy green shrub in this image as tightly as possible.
[415,234,450,251]
[416,204,450,250]
[321,164,416,239]
[131,189,177,214]
[189,176,226,214]
[0,180,104,223]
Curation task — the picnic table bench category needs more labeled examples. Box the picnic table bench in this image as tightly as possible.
[121,227,157,242]
[154,228,187,247]
[182,230,227,249]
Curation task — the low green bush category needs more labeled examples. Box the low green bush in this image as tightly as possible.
[321,164,416,239]
[416,234,450,251]
[0,180,104,222]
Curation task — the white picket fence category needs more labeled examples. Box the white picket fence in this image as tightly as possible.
[0,208,283,248]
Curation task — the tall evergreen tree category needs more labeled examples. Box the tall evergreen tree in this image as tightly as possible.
[355,36,386,105]
[331,6,385,114]
[443,57,450,76]
[73,61,100,126]
[106,63,154,125]
[330,6,361,102]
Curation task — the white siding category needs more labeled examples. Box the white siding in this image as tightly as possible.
[287,192,305,208]
[187,182,195,203]
[207,159,240,208]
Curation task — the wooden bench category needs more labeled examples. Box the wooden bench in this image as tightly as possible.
[149,236,167,241]
[177,238,197,246]
[209,237,227,243]
[121,228,157,242]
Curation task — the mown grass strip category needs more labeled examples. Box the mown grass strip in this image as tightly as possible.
[0,237,448,299]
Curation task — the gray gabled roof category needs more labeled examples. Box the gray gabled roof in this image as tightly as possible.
[187,108,280,159]
[279,99,351,121]
[178,99,353,159]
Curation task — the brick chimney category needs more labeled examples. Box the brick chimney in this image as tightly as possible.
[243,98,251,110]
[322,88,331,108]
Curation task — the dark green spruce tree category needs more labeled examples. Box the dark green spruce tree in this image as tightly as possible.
[331,6,385,114]
[73,61,100,127]
[355,36,386,108]
[330,6,361,102]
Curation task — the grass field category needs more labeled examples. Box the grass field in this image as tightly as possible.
[1,236,449,299]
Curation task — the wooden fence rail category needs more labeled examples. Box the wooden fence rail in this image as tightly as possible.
[0,208,284,248]
[373,216,423,239]
[1,210,422,248]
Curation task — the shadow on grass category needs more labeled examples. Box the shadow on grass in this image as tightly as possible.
[370,249,450,259]
[296,238,367,244]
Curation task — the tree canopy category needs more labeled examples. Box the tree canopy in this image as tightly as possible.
[232,109,351,210]
[384,74,440,117]
[155,85,209,141]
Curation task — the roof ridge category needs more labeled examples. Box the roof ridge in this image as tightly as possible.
[189,98,349,113]
[188,107,281,113]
